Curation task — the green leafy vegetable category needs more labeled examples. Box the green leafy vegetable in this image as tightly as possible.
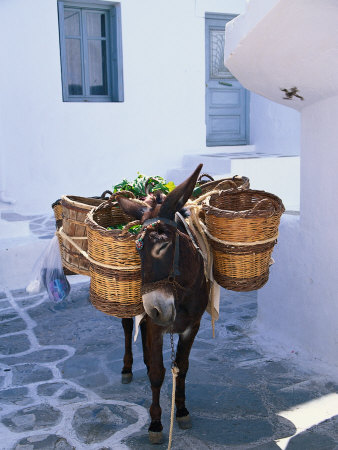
[112,173,176,198]
[106,224,142,235]
[106,224,124,230]
[128,224,142,234]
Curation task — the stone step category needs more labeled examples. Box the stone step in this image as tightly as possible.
[230,154,300,211]
[165,150,299,211]
[165,146,255,184]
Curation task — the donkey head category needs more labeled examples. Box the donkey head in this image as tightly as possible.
[117,164,202,327]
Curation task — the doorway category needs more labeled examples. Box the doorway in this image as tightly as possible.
[205,13,249,146]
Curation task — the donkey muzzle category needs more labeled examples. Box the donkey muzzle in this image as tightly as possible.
[142,290,176,326]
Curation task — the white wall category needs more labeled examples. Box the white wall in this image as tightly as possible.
[0,0,246,214]
[250,93,300,156]
[222,0,338,374]
[223,0,301,157]
[231,156,300,211]
[255,95,338,371]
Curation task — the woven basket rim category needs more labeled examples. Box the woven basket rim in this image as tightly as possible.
[61,195,103,210]
[200,175,249,191]
[85,200,143,240]
[203,189,285,218]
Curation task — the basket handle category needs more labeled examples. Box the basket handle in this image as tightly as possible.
[120,220,142,236]
[198,173,214,183]
[107,190,136,202]
[100,190,113,199]
[232,175,250,190]
[215,179,238,190]
[51,199,62,209]
[252,198,274,212]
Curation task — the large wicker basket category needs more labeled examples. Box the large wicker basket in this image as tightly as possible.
[52,199,75,276]
[85,198,144,318]
[52,190,112,275]
[203,189,285,291]
[57,195,107,276]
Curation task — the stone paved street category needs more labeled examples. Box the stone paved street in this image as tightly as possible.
[0,278,337,449]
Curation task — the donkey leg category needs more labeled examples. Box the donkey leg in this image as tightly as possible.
[147,321,165,444]
[121,318,133,384]
[140,319,150,373]
[175,322,200,429]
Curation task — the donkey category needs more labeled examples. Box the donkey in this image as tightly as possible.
[117,164,209,443]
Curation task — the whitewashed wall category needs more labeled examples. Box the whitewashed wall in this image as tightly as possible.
[0,0,247,214]
[224,0,338,372]
[250,93,300,156]
[256,95,338,371]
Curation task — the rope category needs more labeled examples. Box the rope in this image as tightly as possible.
[175,211,204,259]
[201,222,279,246]
[187,189,221,206]
[187,202,216,336]
[168,366,179,450]
[187,205,212,277]
[56,228,141,271]
[211,285,215,339]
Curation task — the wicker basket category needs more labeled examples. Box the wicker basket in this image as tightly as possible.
[57,195,109,276]
[54,191,114,276]
[52,199,75,276]
[203,189,285,291]
[85,198,144,318]
[195,174,250,198]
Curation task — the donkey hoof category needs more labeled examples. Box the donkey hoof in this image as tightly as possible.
[176,414,192,429]
[148,431,163,444]
[121,372,133,384]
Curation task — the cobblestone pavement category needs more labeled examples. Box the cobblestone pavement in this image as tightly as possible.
[0,281,337,449]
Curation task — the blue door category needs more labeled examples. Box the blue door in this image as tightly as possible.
[205,14,249,146]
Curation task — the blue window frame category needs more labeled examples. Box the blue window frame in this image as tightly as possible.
[58,1,123,102]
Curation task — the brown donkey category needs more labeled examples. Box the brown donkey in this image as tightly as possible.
[118,164,208,443]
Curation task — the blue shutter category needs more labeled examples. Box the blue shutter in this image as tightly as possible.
[57,1,124,102]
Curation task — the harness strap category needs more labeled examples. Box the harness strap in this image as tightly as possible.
[172,233,180,277]
[175,212,204,261]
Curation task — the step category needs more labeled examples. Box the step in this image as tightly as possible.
[230,154,300,211]
[182,145,256,176]
[165,151,300,212]
[166,146,255,184]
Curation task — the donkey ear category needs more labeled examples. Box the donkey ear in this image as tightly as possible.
[159,164,203,219]
[117,196,146,220]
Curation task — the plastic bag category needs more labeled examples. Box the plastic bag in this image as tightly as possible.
[26,236,70,302]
